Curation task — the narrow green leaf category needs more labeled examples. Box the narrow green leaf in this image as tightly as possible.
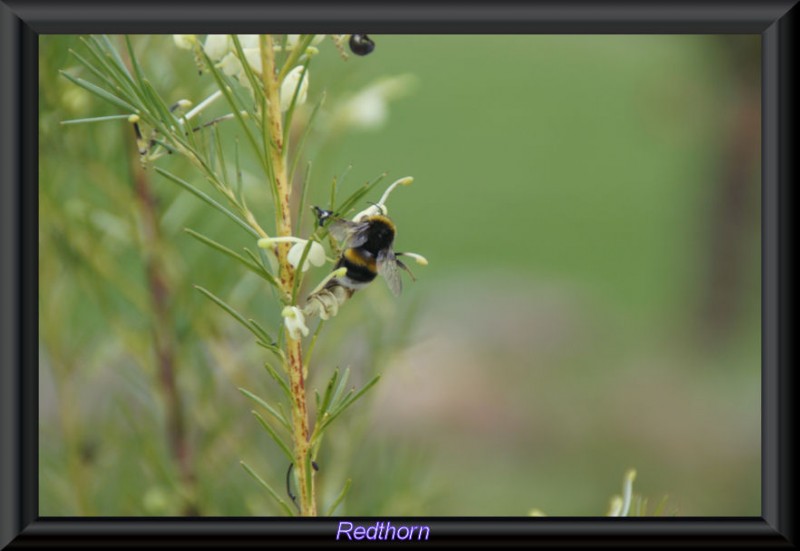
[282,61,310,146]
[142,79,177,134]
[100,35,135,82]
[194,285,264,342]
[156,168,258,238]
[61,114,134,125]
[321,375,381,432]
[317,368,339,418]
[67,47,118,92]
[248,318,274,344]
[59,71,138,114]
[124,35,147,88]
[288,91,324,187]
[329,173,338,212]
[86,35,148,109]
[325,479,352,516]
[78,37,143,105]
[184,228,278,289]
[251,410,294,463]
[200,48,268,180]
[277,34,315,82]
[296,161,313,233]
[329,367,351,410]
[290,238,318,303]
[255,340,283,360]
[240,461,295,516]
[212,124,230,189]
[263,362,292,400]
[234,138,243,199]
[230,35,267,106]
[238,388,290,431]
[335,172,387,218]
[338,374,382,413]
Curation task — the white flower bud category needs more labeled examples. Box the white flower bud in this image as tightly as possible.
[280,66,309,112]
[204,35,231,60]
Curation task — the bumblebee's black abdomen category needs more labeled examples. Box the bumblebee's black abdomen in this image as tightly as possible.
[338,248,377,285]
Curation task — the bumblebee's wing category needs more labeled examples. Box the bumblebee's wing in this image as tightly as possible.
[377,249,402,297]
[328,218,370,248]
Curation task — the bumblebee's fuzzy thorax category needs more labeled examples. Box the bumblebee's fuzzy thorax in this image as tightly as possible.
[360,215,396,255]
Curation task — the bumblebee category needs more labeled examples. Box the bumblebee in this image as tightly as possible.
[303,205,414,319]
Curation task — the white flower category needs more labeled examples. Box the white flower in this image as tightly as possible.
[218,52,244,77]
[173,35,196,50]
[236,35,260,49]
[282,306,309,340]
[287,241,325,272]
[203,34,231,60]
[332,75,417,131]
[286,35,325,50]
[280,66,309,112]
[241,48,263,74]
[258,236,325,272]
[352,176,414,221]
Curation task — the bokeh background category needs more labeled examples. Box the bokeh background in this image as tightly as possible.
[39,35,761,516]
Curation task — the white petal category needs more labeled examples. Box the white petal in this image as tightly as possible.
[280,66,309,112]
[283,306,309,339]
[287,241,325,272]
[285,35,300,49]
[218,52,243,77]
[307,242,326,267]
[242,48,263,74]
[236,34,260,49]
[204,35,231,60]
[173,35,196,50]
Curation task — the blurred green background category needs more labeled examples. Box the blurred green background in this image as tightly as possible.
[39,34,761,516]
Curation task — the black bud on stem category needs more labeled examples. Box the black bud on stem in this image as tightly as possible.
[349,34,375,56]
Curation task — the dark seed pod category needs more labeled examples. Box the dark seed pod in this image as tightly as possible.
[349,34,375,56]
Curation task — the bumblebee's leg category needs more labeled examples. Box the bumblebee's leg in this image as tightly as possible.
[394,255,417,281]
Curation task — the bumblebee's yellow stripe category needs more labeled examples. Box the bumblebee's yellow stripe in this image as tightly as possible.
[344,247,377,271]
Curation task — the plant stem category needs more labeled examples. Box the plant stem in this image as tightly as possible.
[260,34,316,516]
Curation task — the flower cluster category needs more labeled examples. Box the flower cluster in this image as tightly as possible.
[173,34,315,113]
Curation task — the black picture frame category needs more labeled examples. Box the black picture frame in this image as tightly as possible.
[1,1,797,548]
